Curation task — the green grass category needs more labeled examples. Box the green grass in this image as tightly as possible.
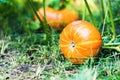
[0,32,120,80]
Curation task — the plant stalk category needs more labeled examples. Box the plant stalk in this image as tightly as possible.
[28,0,43,25]
[101,0,105,21]
[82,2,86,20]
[42,0,52,44]
[102,46,120,52]
[108,0,116,38]
[43,0,48,27]
[84,0,96,26]
[104,43,120,46]
[28,0,51,44]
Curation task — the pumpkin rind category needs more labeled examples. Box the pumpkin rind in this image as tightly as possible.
[60,20,102,64]
[34,7,79,29]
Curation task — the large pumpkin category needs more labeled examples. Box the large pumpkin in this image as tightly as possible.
[60,20,102,64]
[34,7,79,29]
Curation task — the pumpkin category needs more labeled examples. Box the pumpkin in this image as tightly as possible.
[60,20,102,64]
[34,7,79,29]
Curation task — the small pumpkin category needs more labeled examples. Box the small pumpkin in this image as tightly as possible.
[34,7,79,29]
[60,20,102,64]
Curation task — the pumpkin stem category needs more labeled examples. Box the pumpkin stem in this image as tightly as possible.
[70,41,75,51]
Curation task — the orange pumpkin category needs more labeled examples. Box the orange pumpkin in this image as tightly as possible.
[60,20,102,64]
[34,7,79,29]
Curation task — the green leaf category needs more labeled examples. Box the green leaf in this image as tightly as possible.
[30,20,40,30]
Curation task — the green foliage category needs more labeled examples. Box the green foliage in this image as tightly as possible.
[0,0,19,33]
[0,0,41,34]
[23,20,40,32]
[48,0,60,10]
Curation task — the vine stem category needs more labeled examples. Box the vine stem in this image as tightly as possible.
[84,0,96,26]
[82,2,86,20]
[43,0,48,27]
[101,0,105,21]
[108,0,116,38]
[42,0,52,44]
[28,0,43,25]
[104,42,120,46]
[42,0,50,31]
[28,0,51,44]
[101,8,108,36]
[102,46,120,52]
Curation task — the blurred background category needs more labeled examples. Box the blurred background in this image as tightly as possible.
[0,0,120,35]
